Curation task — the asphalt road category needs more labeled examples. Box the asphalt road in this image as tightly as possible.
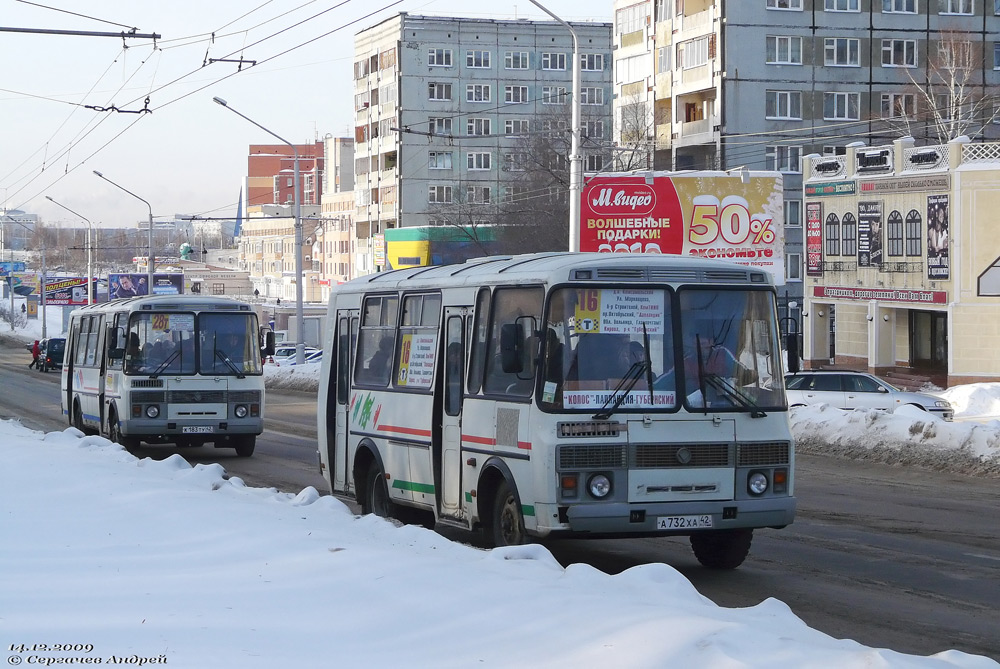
[1,338,997,661]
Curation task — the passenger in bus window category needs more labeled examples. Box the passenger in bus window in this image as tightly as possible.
[367,336,394,379]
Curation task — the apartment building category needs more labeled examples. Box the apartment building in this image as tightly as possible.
[353,12,613,268]
[612,0,1000,335]
[247,142,325,209]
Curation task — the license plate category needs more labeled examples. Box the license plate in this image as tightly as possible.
[656,514,713,530]
[182,426,214,434]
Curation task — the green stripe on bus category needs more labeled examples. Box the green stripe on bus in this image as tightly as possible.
[522,505,535,517]
[465,492,473,503]
[392,480,436,495]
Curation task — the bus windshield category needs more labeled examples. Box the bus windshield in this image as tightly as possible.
[124,312,261,376]
[539,286,786,413]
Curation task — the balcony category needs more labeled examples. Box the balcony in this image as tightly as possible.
[818,260,858,272]
[879,261,924,274]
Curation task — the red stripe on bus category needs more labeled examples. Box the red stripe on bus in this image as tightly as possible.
[517,441,532,450]
[380,424,433,438]
[462,434,495,446]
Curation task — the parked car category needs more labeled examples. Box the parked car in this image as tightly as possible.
[266,345,319,365]
[784,370,953,421]
[37,337,66,373]
[274,349,323,367]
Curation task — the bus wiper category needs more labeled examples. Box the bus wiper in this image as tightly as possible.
[593,360,647,420]
[702,374,766,418]
[149,350,179,379]
[215,349,246,379]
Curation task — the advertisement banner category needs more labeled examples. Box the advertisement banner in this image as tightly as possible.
[42,277,92,306]
[857,201,883,268]
[0,261,26,277]
[580,173,785,284]
[806,202,823,277]
[927,194,950,280]
[9,272,40,297]
[108,273,184,300]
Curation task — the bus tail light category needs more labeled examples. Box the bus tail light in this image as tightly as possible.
[132,404,142,418]
[772,468,787,494]
[560,474,578,498]
[250,403,260,417]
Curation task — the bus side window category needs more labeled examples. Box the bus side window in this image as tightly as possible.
[467,288,491,395]
[483,286,543,396]
[355,295,398,386]
[336,317,350,405]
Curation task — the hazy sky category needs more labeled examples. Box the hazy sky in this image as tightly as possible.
[1,0,613,232]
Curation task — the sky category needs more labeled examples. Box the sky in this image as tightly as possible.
[0,0,614,231]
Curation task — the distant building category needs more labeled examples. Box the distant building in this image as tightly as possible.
[1,209,37,251]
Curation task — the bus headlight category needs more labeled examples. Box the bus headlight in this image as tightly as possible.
[234,404,248,418]
[145,405,160,419]
[747,471,768,496]
[588,474,612,498]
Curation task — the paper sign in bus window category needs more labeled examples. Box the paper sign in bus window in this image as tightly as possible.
[573,289,665,335]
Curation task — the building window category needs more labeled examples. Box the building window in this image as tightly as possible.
[503,153,527,171]
[881,93,916,117]
[842,213,858,256]
[429,117,452,135]
[882,39,916,67]
[677,36,710,69]
[505,51,529,69]
[467,84,491,103]
[824,38,860,66]
[994,43,1000,69]
[825,213,841,256]
[542,52,567,70]
[428,185,453,203]
[505,119,530,136]
[766,36,802,65]
[583,120,604,139]
[586,154,605,171]
[787,253,802,281]
[542,86,567,104]
[428,48,452,67]
[905,209,923,256]
[212,283,226,295]
[766,90,802,119]
[467,50,491,68]
[883,0,916,12]
[825,0,859,10]
[581,87,604,105]
[940,0,972,13]
[505,85,529,104]
[428,151,453,170]
[466,186,491,203]
[428,83,452,101]
[503,185,529,203]
[824,92,860,120]
[617,54,648,83]
[887,210,905,256]
[786,199,802,228]
[581,53,604,71]
[467,152,492,170]
[658,46,670,72]
[767,0,802,8]
[616,3,649,34]
[765,145,802,172]
[467,118,491,136]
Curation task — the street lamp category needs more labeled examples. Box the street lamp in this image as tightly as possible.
[530,0,582,252]
[93,171,154,292]
[214,96,304,365]
[45,196,94,305]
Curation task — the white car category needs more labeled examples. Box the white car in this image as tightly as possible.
[272,348,322,367]
[266,345,318,365]
[784,370,953,421]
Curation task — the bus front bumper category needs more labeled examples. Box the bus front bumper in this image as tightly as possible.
[121,418,263,439]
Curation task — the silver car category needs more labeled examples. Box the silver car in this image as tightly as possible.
[784,371,953,421]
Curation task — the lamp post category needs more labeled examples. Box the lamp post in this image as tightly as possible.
[45,196,94,305]
[530,0,582,252]
[214,96,304,365]
[93,171,154,292]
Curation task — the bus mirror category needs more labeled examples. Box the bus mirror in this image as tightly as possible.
[785,333,800,374]
[500,323,524,374]
[261,330,276,357]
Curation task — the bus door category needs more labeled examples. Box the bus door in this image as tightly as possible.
[332,309,358,493]
[437,309,468,519]
[64,318,82,426]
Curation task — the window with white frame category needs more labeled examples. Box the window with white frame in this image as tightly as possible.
[824,92,860,119]
[542,86,567,104]
[881,93,916,117]
[581,53,604,71]
[539,118,568,137]
[616,3,649,35]
[503,153,527,171]
[466,185,491,204]
[429,117,453,135]
[428,82,452,101]
[505,119,530,136]
[824,145,847,155]
[467,50,491,68]
[428,48,452,66]
[882,39,916,67]
[765,145,803,172]
[467,84,491,103]
[677,36,710,69]
[617,54,649,83]
[766,90,802,119]
[766,36,802,64]
[786,199,802,228]
[825,0,859,11]
[883,0,916,12]
[658,47,670,72]
[467,118,491,136]
[505,51,529,69]
[503,186,529,202]
[994,43,1000,69]
[467,152,492,170]
[940,0,972,13]
[505,85,529,104]
[586,154,605,171]
[581,87,604,105]
[767,0,802,8]
[542,52,567,70]
[428,151,453,169]
[428,185,453,203]
[824,38,860,66]
[787,253,802,280]
[583,119,604,139]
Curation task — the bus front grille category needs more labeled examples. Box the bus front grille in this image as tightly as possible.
[132,379,164,388]
[132,391,166,403]
[738,441,791,466]
[633,443,732,468]
[558,444,627,469]
[168,390,226,403]
[229,390,262,403]
[558,421,623,438]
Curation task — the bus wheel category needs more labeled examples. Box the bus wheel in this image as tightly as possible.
[363,461,397,519]
[485,479,525,548]
[108,411,138,450]
[690,529,753,569]
[72,401,86,433]
[233,435,256,457]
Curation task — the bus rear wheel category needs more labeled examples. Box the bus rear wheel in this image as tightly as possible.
[232,435,256,457]
[689,529,753,569]
[484,479,526,548]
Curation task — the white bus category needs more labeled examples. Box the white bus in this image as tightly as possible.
[61,295,273,456]
[317,253,795,568]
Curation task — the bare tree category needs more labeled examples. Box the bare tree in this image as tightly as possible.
[615,94,656,170]
[0,300,27,332]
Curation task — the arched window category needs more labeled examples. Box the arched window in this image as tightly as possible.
[842,213,857,256]
[905,209,922,256]
[887,210,904,257]
[825,213,841,256]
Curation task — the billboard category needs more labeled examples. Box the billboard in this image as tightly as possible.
[41,277,92,306]
[108,273,184,300]
[580,172,785,283]
[0,261,26,277]
[927,194,949,280]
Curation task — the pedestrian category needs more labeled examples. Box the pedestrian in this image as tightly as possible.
[28,340,40,369]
